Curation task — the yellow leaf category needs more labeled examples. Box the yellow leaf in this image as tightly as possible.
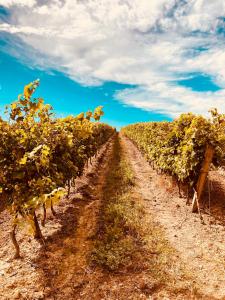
[24,83,33,99]
[41,145,50,156]
[11,103,17,110]
[19,156,27,165]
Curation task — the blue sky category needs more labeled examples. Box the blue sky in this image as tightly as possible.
[0,0,225,127]
[0,50,167,127]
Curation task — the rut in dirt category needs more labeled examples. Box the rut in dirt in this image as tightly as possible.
[121,134,225,299]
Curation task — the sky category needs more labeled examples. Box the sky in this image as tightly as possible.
[0,0,225,128]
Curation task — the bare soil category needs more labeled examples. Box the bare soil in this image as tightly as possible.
[121,134,225,300]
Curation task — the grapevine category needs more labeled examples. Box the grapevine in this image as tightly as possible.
[122,111,225,191]
[0,80,114,258]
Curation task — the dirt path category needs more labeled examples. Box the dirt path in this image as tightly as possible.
[0,137,114,300]
[121,134,225,299]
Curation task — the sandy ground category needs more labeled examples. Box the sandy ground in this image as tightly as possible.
[121,134,225,299]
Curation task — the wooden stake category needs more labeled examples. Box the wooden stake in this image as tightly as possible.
[192,145,214,213]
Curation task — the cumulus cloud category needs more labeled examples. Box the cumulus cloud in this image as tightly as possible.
[116,84,225,118]
[0,0,225,116]
[0,0,35,8]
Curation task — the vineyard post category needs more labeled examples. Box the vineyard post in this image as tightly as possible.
[191,145,214,213]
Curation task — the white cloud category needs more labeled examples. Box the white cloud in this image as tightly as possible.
[0,0,225,117]
[0,0,35,7]
[116,84,225,117]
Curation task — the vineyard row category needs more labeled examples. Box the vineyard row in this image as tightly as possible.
[0,79,115,257]
[121,110,225,189]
